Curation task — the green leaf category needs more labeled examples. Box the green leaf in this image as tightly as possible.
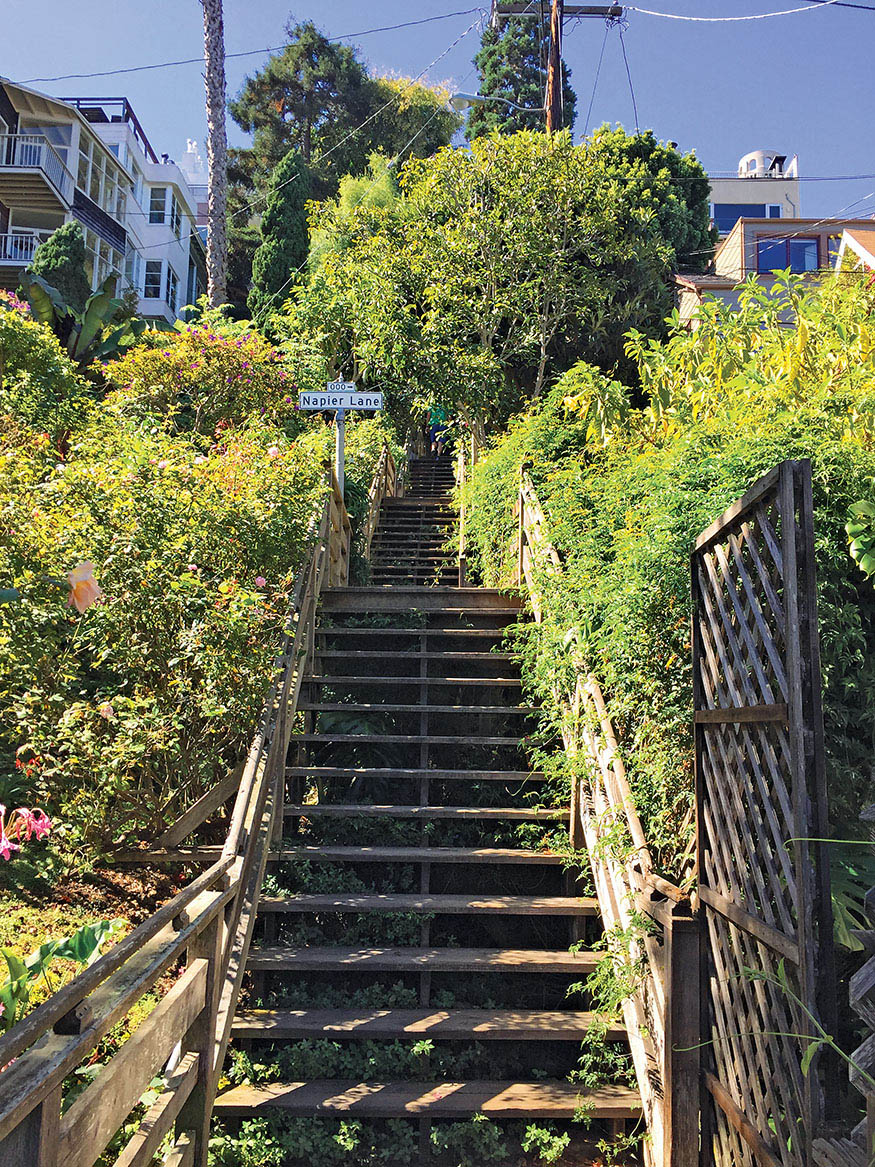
[17,270,66,326]
[800,1037,822,1076]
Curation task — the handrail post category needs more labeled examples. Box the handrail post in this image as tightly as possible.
[663,904,700,1166]
[176,916,223,1167]
[0,1087,61,1166]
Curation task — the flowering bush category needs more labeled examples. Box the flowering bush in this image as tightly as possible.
[0,310,399,860]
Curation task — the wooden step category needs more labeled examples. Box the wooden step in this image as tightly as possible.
[269,845,563,864]
[315,628,504,638]
[295,734,524,746]
[303,677,524,687]
[246,946,600,973]
[286,767,543,782]
[257,893,595,916]
[231,1008,621,1041]
[282,804,565,820]
[214,1080,640,1119]
[301,703,534,714]
[320,588,519,612]
[313,651,515,662]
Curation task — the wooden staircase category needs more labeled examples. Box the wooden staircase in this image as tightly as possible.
[216,457,640,1158]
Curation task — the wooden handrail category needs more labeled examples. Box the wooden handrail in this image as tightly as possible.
[513,471,698,1167]
[0,469,353,1167]
[363,443,398,562]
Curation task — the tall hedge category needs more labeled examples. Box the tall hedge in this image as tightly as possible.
[26,221,92,311]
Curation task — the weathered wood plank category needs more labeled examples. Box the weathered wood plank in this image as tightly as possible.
[246,947,600,973]
[157,768,242,849]
[256,893,596,916]
[694,703,788,725]
[231,1009,625,1042]
[281,805,566,821]
[114,1051,199,1167]
[214,1080,641,1119]
[57,961,208,1167]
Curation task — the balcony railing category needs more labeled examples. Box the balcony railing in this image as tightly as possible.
[0,134,74,202]
[0,232,50,264]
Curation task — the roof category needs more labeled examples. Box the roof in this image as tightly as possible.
[841,228,875,268]
[675,273,738,291]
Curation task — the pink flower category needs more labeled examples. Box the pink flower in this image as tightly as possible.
[28,810,52,841]
[254,575,266,588]
[267,446,280,459]
[157,460,169,470]
[0,807,19,862]
[98,702,115,721]
[194,455,205,465]
[67,562,103,614]
[188,563,199,574]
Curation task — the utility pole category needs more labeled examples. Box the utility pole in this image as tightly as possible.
[546,0,564,133]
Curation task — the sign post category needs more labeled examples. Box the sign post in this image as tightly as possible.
[298,381,384,498]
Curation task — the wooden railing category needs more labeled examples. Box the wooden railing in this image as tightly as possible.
[0,469,352,1167]
[511,469,699,1167]
[455,432,480,587]
[363,444,397,562]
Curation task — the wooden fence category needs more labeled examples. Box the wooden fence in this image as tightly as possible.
[512,468,700,1167]
[0,468,353,1167]
[692,460,836,1167]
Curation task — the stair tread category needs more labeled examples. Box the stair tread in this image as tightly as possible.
[282,804,565,819]
[313,652,515,660]
[231,1008,621,1040]
[316,628,504,637]
[303,677,523,686]
[296,733,524,744]
[270,845,563,864]
[257,893,595,915]
[214,1080,640,1118]
[303,703,529,713]
[285,767,543,780]
[247,946,600,972]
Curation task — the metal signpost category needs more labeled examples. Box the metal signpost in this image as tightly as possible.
[298,381,384,495]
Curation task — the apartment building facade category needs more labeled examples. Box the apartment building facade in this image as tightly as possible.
[708,149,801,236]
[0,80,205,323]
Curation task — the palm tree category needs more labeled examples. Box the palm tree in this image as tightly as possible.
[201,0,228,305]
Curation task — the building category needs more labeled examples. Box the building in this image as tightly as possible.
[0,80,205,323]
[676,216,875,326]
[834,226,875,274]
[709,149,801,236]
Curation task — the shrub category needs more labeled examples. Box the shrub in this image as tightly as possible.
[463,275,875,867]
[27,221,91,313]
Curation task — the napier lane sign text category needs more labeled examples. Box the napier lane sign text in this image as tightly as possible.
[298,386,383,411]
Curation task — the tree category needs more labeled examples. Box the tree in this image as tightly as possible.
[230,22,461,200]
[466,16,576,140]
[248,150,311,319]
[284,129,713,430]
[230,20,372,197]
[201,0,229,305]
[26,221,91,312]
[308,154,398,270]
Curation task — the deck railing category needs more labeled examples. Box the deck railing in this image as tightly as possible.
[0,135,74,203]
[362,444,397,562]
[0,232,51,265]
[0,468,352,1167]
[511,468,699,1167]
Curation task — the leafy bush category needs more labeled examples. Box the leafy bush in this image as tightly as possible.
[0,307,398,861]
[463,274,875,867]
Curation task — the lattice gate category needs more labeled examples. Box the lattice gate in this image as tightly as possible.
[691,459,837,1167]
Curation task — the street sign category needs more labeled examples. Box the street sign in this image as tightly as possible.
[299,383,384,495]
[298,390,383,411]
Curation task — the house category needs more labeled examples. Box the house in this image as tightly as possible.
[0,80,205,323]
[834,226,875,274]
[675,216,875,326]
[708,149,801,236]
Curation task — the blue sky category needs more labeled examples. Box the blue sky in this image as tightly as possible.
[7,0,875,218]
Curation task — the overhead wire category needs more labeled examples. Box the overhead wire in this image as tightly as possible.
[626,0,842,19]
[617,23,639,133]
[582,22,610,139]
[19,9,487,84]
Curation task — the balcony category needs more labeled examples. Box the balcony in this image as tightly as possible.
[0,134,74,210]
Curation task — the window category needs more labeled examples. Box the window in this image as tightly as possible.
[89,153,102,204]
[828,234,842,266]
[149,186,167,224]
[170,193,182,238]
[125,250,143,294]
[712,203,768,233]
[767,205,782,219]
[166,265,179,312]
[131,163,144,208]
[756,235,819,274]
[144,260,162,298]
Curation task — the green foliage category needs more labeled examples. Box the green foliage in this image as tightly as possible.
[466,16,575,140]
[0,918,123,1032]
[249,150,311,320]
[285,127,712,430]
[463,275,875,875]
[0,311,397,859]
[229,21,459,201]
[26,221,91,313]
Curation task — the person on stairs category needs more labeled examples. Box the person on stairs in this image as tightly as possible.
[429,405,449,459]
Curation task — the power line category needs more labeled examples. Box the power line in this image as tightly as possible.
[582,21,610,138]
[627,0,842,19]
[618,25,639,133]
[19,8,486,84]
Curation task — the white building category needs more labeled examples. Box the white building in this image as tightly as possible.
[0,81,205,323]
[708,149,801,236]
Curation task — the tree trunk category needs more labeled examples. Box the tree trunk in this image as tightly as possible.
[201,0,228,306]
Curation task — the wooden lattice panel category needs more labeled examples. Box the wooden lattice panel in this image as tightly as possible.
[692,460,836,1167]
